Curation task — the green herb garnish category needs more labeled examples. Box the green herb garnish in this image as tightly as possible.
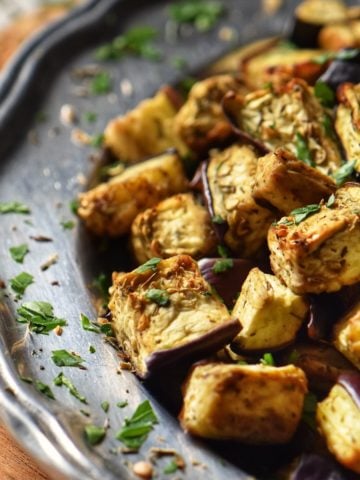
[9,244,29,263]
[70,198,79,215]
[89,345,96,354]
[101,401,110,413]
[302,392,317,430]
[135,257,161,274]
[169,0,225,32]
[90,133,105,148]
[163,460,179,474]
[314,81,335,108]
[217,244,229,258]
[10,272,34,297]
[17,301,67,334]
[100,323,114,337]
[322,114,336,139]
[81,313,101,333]
[51,349,85,368]
[116,399,158,450]
[295,132,314,167]
[117,400,128,408]
[260,352,275,366]
[211,214,226,224]
[273,217,294,227]
[290,204,321,225]
[54,372,87,403]
[90,72,112,94]
[84,424,106,446]
[83,111,97,123]
[212,258,233,274]
[60,220,75,230]
[34,380,55,400]
[95,26,161,61]
[312,48,359,65]
[145,289,170,307]
[178,76,197,95]
[332,161,355,186]
[326,193,335,208]
[171,56,188,70]
[0,201,30,214]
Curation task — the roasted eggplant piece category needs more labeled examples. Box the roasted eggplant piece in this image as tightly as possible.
[241,41,327,90]
[253,148,336,214]
[333,302,360,370]
[108,255,240,378]
[174,74,244,155]
[289,453,350,480]
[291,0,348,48]
[231,267,308,353]
[198,257,255,309]
[104,87,189,163]
[130,192,217,264]
[206,144,274,257]
[335,82,360,172]
[77,151,188,236]
[319,52,360,91]
[179,362,307,444]
[317,375,360,474]
[268,184,360,294]
[223,78,342,175]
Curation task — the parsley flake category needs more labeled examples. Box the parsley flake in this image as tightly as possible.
[212,258,233,274]
[312,48,359,65]
[290,204,321,224]
[100,323,114,337]
[314,81,335,108]
[17,301,67,334]
[211,214,226,224]
[89,345,96,354]
[302,392,317,430]
[0,201,30,214]
[326,193,336,208]
[84,424,106,446]
[9,244,29,263]
[90,72,112,94]
[332,161,355,186]
[169,0,225,32]
[117,400,128,408]
[164,460,179,474]
[51,349,85,368]
[217,244,229,258]
[116,400,158,450]
[83,111,97,123]
[60,220,75,230]
[34,380,55,400]
[145,289,170,307]
[10,272,34,297]
[295,132,314,167]
[54,372,87,404]
[70,198,79,215]
[101,401,110,413]
[90,133,105,148]
[135,257,161,274]
[81,313,100,333]
[260,352,275,366]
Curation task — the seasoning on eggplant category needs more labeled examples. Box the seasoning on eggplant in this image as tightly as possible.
[108,255,240,378]
[77,151,188,236]
[333,302,360,370]
[253,148,336,215]
[223,78,342,175]
[179,362,307,444]
[268,184,360,294]
[130,192,217,264]
[231,267,308,353]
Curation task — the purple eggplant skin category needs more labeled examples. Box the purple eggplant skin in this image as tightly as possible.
[290,453,353,480]
[198,257,255,309]
[144,318,240,379]
[319,55,360,92]
[338,372,360,411]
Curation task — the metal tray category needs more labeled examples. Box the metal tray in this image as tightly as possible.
[0,1,337,478]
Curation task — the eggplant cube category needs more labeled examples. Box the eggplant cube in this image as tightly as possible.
[333,302,360,370]
[104,87,188,163]
[77,151,188,236]
[268,184,360,294]
[253,148,336,214]
[317,380,360,474]
[131,193,217,265]
[180,362,307,444]
[108,255,240,378]
[231,267,308,352]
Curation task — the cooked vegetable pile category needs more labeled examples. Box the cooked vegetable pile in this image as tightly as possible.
[77,0,360,476]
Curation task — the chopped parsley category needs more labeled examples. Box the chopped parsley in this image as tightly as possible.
[70,198,79,215]
[135,257,161,274]
[312,48,359,65]
[163,460,179,474]
[84,424,106,446]
[95,26,161,61]
[169,0,225,32]
[116,399,158,450]
[178,76,197,95]
[332,161,355,186]
[217,244,229,258]
[326,193,335,208]
[90,133,105,148]
[295,132,314,167]
[117,400,128,408]
[101,401,110,413]
[83,111,97,123]
[290,204,321,225]
[17,301,67,334]
[60,220,75,230]
[212,258,233,274]
[0,201,30,214]
[10,272,34,297]
[211,214,226,224]
[260,352,275,366]
[171,56,188,70]
[90,72,112,95]
[89,345,96,354]
[273,217,294,227]
[54,372,87,404]
[145,289,170,307]
[322,114,336,139]
[34,380,55,400]
[314,81,335,108]
[100,323,114,337]
[81,313,101,333]
[302,392,317,430]
[9,243,29,263]
[51,349,85,368]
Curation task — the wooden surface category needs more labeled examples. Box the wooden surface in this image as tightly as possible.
[0,425,50,480]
